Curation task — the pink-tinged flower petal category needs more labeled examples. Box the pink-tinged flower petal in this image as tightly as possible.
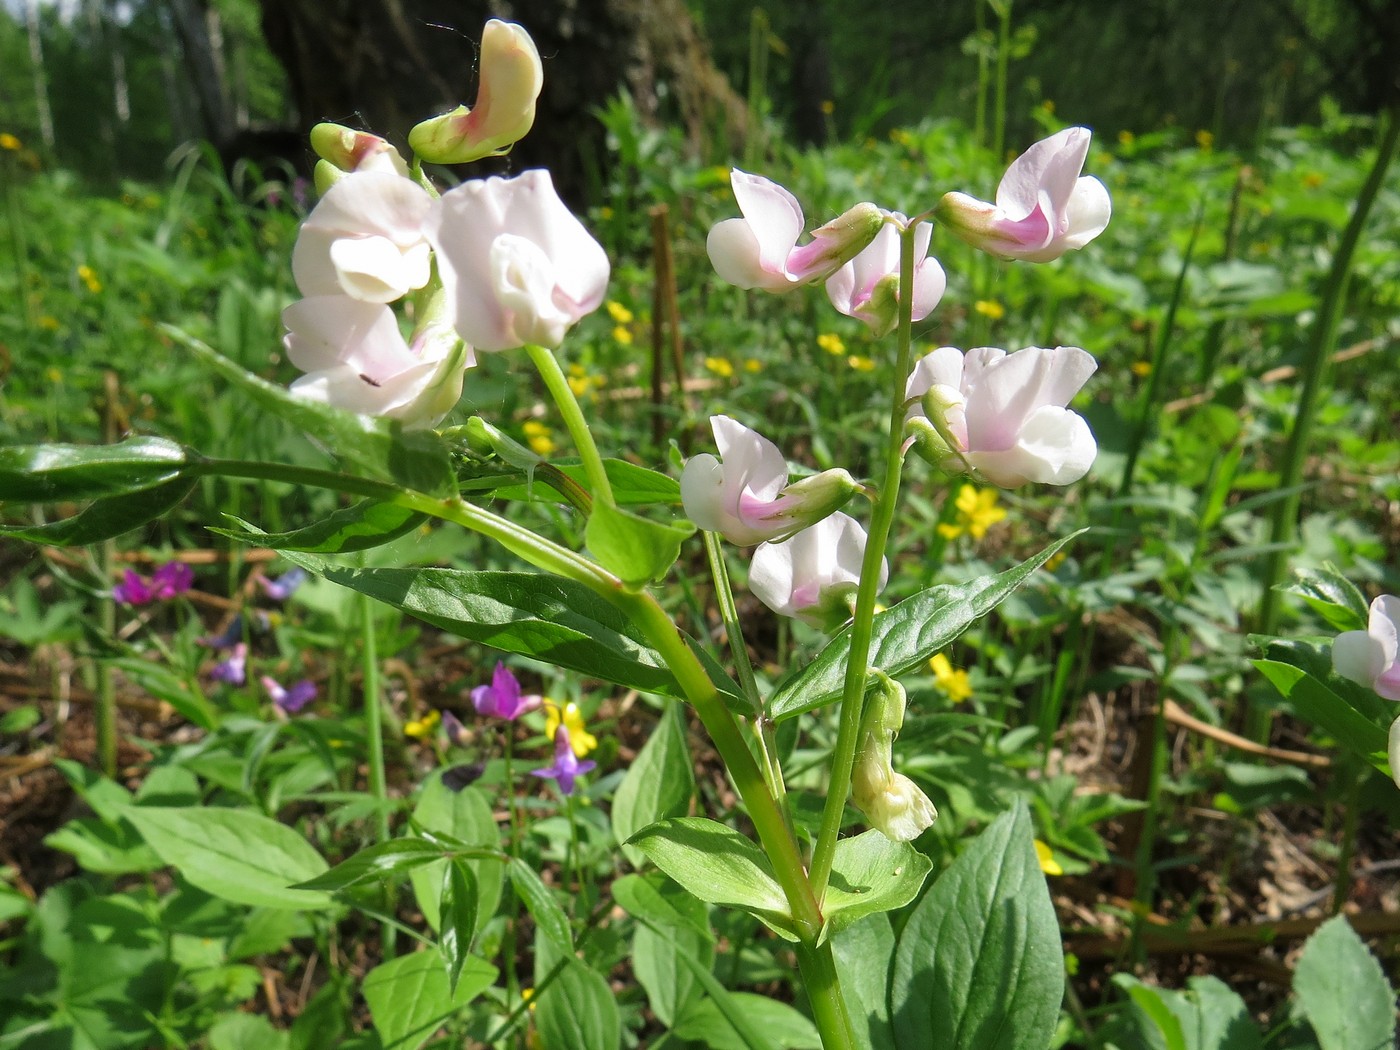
[827,220,946,335]
[730,170,805,275]
[748,512,885,628]
[262,675,317,714]
[209,642,248,686]
[471,661,541,720]
[1334,595,1400,701]
[996,127,1091,220]
[151,561,194,599]
[427,170,609,352]
[113,569,154,606]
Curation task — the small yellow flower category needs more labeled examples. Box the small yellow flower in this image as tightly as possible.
[940,484,1006,541]
[1117,129,1135,147]
[817,332,845,356]
[0,133,21,152]
[522,419,556,456]
[847,355,876,372]
[606,301,634,324]
[44,366,62,384]
[1195,129,1214,151]
[544,700,597,757]
[612,325,633,346]
[889,128,913,146]
[929,653,973,703]
[599,206,614,219]
[1034,839,1063,876]
[1040,99,1055,114]
[820,99,835,115]
[77,264,102,294]
[704,356,734,378]
[973,299,1005,320]
[1302,171,1323,189]
[404,709,441,740]
[567,375,592,398]
[1130,360,1151,377]
[1044,549,1068,572]
[743,358,762,373]
[37,315,60,332]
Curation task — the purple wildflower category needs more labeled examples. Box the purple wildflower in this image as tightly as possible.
[258,567,308,602]
[261,674,317,714]
[442,709,470,748]
[471,662,541,721]
[209,642,249,686]
[531,726,596,797]
[199,615,245,650]
[113,562,194,606]
[112,569,155,606]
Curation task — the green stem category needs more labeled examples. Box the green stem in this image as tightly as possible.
[359,591,394,958]
[808,223,919,901]
[992,0,1012,164]
[525,343,615,507]
[796,942,857,1050]
[96,540,117,778]
[1332,760,1362,915]
[703,530,762,709]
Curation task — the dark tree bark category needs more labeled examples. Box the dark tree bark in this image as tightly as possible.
[255,0,746,203]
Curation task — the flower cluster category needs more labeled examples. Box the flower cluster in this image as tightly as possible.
[281,19,606,429]
[113,561,193,606]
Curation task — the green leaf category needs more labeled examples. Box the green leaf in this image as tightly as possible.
[439,859,478,995]
[282,552,743,706]
[362,950,497,1050]
[891,801,1063,1050]
[0,475,197,545]
[408,779,502,937]
[674,994,822,1049]
[0,435,188,502]
[292,837,449,892]
[44,818,162,875]
[622,874,713,1027]
[1294,916,1396,1050]
[585,499,695,587]
[494,458,682,506]
[1172,976,1261,1050]
[1252,660,1389,769]
[628,817,797,940]
[211,501,427,553]
[1115,975,1188,1050]
[612,703,695,867]
[1276,565,1369,632]
[508,856,574,951]
[533,954,622,1050]
[208,1012,292,1050]
[832,917,897,1050]
[770,534,1081,720]
[822,831,932,943]
[125,807,333,910]
[168,326,455,496]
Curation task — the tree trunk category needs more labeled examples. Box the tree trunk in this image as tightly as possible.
[254,0,746,203]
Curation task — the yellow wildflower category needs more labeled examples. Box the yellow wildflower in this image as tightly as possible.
[817,333,845,356]
[1302,171,1323,189]
[612,325,633,346]
[606,301,634,324]
[1117,129,1135,147]
[704,356,734,378]
[743,358,762,373]
[1034,839,1063,876]
[847,355,876,372]
[973,299,1005,320]
[37,315,60,332]
[544,700,597,757]
[522,419,555,456]
[1195,129,1214,151]
[567,375,592,398]
[44,366,62,384]
[0,133,20,152]
[1040,99,1055,114]
[77,265,102,294]
[599,206,614,219]
[1044,549,1068,572]
[820,100,835,115]
[938,484,1006,541]
[1130,360,1151,377]
[929,653,973,703]
[404,709,441,740]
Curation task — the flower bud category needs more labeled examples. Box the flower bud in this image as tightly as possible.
[851,673,937,842]
[310,123,409,177]
[409,20,543,164]
[784,201,886,283]
[313,159,346,196]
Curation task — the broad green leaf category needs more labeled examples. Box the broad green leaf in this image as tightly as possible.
[832,916,897,1050]
[362,950,497,1050]
[439,859,478,995]
[0,435,188,502]
[282,552,743,706]
[508,856,574,952]
[1294,916,1396,1050]
[626,875,713,1027]
[409,779,502,937]
[585,499,695,587]
[1252,660,1389,769]
[674,993,822,1049]
[293,837,449,892]
[533,954,622,1050]
[822,831,932,942]
[770,535,1080,720]
[628,817,797,941]
[1115,975,1188,1050]
[1172,977,1261,1050]
[212,502,427,553]
[169,326,454,496]
[891,801,1063,1050]
[1276,565,1369,632]
[493,458,683,506]
[126,807,333,910]
[613,703,695,867]
[44,818,162,875]
[0,475,196,544]
[208,1012,292,1050]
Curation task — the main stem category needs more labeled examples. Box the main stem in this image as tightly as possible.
[809,224,918,899]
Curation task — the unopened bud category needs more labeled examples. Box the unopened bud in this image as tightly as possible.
[762,467,861,541]
[786,201,885,283]
[409,20,543,164]
[310,123,409,177]
[851,672,936,842]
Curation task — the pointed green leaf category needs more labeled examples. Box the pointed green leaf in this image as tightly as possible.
[0,435,188,502]
[293,837,450,892]
[508,856,573,952]
[1294,916,1396,1050]
[363,950,497,1050]
[533,955,622,1050]
[612,703,695,867]
[822,831,932,942]
[0,474,197,545]
[126,807,333,910]
[439,859,478,996]
[1253,660,1389,768]
[586,500,695,587]
[1276,565,1369,632]
[891,801,1063,1050]
[674,994,821,1049]
[621,874,713,1026]
[628,817,797,940]
[770,534,1081,720]
[212,501,427,553]
[409,779,503,937]
[832,917,897,1050]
